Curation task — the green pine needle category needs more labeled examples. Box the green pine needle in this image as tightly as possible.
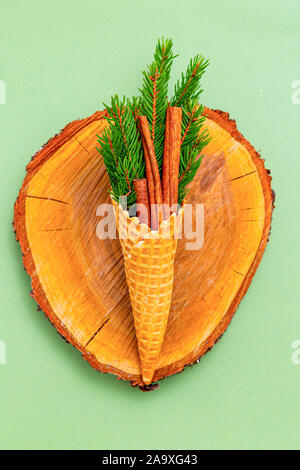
[139,38,176,171]
[171,55,209,107]
[178,100,211,204]
[96,95,144,207]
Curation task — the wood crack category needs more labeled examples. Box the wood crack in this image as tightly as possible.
[230,170,257,181]
[233,269,245,276]
[26,195,71,206]
[85,317,110,347]
[74,136,91,154]
[40,228,71,232]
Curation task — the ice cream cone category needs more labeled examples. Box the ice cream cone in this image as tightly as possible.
[112,197,184,384]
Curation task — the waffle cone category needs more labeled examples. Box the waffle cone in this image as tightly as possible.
[112,198,184,384]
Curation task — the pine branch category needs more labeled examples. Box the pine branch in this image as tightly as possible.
[130,96,142,122]
[178,147,203,204]
[170,54,209,203]
[178,101,211,204]
[139,38,176,171]
[97,95,144,207]
[171,55,209,107]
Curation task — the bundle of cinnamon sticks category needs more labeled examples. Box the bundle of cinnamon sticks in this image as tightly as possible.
[134,107,182,229]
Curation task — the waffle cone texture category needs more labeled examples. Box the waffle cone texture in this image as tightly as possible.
[112,198,184,384]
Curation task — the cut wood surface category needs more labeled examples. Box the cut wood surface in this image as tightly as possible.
[14,108,274,388]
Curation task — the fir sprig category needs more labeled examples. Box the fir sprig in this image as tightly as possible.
[178,147,202,204]
[178,100,211,204]
[171,55,209,107]
[96,95,144,207]
[139,38,176,171]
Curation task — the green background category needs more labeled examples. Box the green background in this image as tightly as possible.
[0,0,299,450]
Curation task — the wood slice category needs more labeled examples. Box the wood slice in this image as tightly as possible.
[13,108,274,389]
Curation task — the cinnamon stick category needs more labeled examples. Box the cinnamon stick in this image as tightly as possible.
[139,130,157,230]
[133,179,150,226]
[168,107,182,212]
[138,115,163,229]
[162,106,171,219]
